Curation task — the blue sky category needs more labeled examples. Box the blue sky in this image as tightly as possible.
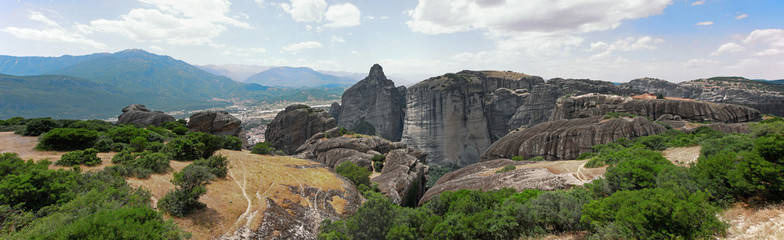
[1,0,782,85]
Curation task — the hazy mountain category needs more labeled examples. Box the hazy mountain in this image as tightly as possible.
[0,74,132,119]
[0,53,108,76]
[245,66,357,88]
[198,64,272,82]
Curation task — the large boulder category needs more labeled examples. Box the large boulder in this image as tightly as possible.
[265,104,336,155]
[401,70,544,167]
[188,110,243,137]
[338,64,406,141]
[294,128,429,206]
[550,93,762,123]
[481,116,667,161]
[116,104,175,126]
[419,159,580,205]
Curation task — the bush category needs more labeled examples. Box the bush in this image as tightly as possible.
[112,149,135,164]
[251,142,275,155]
[524,189,592,233]
[750,120,784,137]
[111,142,129,152]
[581,188,726,239]
[335,161,371,187]
[129,152,171,174]
[371,155,385,173]
[107,125,164,144]
[221,135,243,150]
[67,120,114,132]
[511,156,524,161]
[185,132,224,158]
[427,164,460,188]
[20,118,61,136]
[700,134,753,159]
[146,141,165,152]
[36,128,99,151]
[172,126,189,136]
[754,134,784,164]
[604,149,672,193]
[193,155,229,178]
[93,138,113,152]
[274,150,286,156]
[57,148,101,166]
[161,120,186,130]
[158,165,215,217]
[734,151,784,201]
[129,136,148,152]
[635,135,668,151]
[496,165,516,174]
[164,137,204,161]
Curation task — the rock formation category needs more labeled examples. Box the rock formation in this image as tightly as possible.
[550,93,761,123]
[484,88,530,141]
[328,102,341,121]
[265,104,336,155]
[481,116,667,161]
[622,78,702,99]
[188,110,244,138]
[548,78,642,96]
[401,71,545,167]
[337,64,406,141]
[294,128,428,206]
[508,84,564,129]
[419,159,580,205]
[116,104,175,126]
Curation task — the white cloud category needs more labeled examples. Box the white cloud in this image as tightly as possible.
[406,0,672,35]
[282,41,323,52]
[742,29,784,56]
[85,0,249,46]
[149,45,164,52]
[735,13,748,20]
[685,58,719,68]
[696,21,713,26]
[710,42,742,56]
[324,3,361,28]
[254,0,265,8]
[280,0,327,22]
[691,0,706,6]
[330,35,345,43]
[0,11,105,48]
[591,36,664,52]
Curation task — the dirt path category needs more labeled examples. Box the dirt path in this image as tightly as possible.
[508,159,607,184]
[722,203,784,239]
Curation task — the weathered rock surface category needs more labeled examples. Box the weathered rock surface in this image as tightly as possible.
[481,116,667,161]
[508,84,564,129]
[551,93,762,123]
[187,110,248,148]
[484,88,530,141]
[338,64,406,141]
[548,78,643,96]
[623,77,784,116]
[265,104,336,155]
[419,159,581,204]
[401,71,544,167]
[116,104,175,126]
[328,102,341,121]
[294,128,428,206]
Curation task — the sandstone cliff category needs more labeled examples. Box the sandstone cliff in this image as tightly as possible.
[337,64,406,141]
[401,71,545,167]
[265,104,336,154]
[481,116,667,161]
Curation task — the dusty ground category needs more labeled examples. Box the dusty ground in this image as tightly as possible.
[722,203,784,240]
[661,146,702,166]
[484,159,607,184]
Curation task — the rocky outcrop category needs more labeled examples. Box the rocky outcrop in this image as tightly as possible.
[328,102,341,121]
[551,93,762,123]
[419,159,580,204]
[484,88,530,141]
[508,84,564,129]
[338,64,406,141]
[401,71,544,167]
[622,78,702,99]
[265,105,336,155]
[294,128,428,206]
[188,110,244,136]
[116,104,175,126]
[548,78,642,96]
[481,116,667,161]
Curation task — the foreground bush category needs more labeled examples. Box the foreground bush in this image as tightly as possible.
[158,165,215,217]
[36,128,99,151]
[193,155,229,178]
[164,137,205,161]
[57,148,101,166]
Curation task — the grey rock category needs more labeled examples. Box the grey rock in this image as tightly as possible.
[419,159,580,205]
[188,110,243,136]
[116,104,175,126]
[547,78,643,96]
[481,116,667,161]
[338,64,406,141]
[484,88,530,141]
[508,84,564,129]
[328,102,341,122]
[401,71,545,167]
[265,104,336,155]
[372,148,429,206]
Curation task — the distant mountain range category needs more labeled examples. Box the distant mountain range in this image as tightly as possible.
[199,64,363,87]
[0,49,345,119]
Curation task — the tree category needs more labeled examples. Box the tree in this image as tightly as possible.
[158,165,215,217]
[335,161,370,187]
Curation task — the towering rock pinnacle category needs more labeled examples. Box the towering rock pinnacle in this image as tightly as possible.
[337,64,406,141]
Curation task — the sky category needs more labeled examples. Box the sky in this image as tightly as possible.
[1,0,783,85]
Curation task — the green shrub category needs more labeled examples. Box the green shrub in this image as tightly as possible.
[129,136,148,152]
[36,128,99,151]
[690,151,745,205]
[164,137,204,161]
[754,134,784,164]
[734,151,784,201]
[129,152,171,174]
[511,156,524,161]
[524,189,592,233]
[185,132,223,158]
[604,149,672,193]
[0,153,79,211]
[700,134,753,159]
[528,156,546,161]
[50,206,184,239]
[251,142,275,155]
[20,118,61,136]
[57,148,101,166]
[427,164,460,188]
[193,155,229,178]
[635,135,668,151]
[172,126,189,136]
[93,138,114,152]
[67,120,114,132]
[274,150,286,156]
[112,149,135,164]
[158,165,215,217]
[162,120,186,130]
[371,155,385,172]
[335,161,371,187]
[221,135,243,150]
[111,142,129,152]
[146,141,164,152]
[496,165,516,174]
[1,117,25,126]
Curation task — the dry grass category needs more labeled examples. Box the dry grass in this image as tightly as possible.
[722,202,784,240]
[661,146,701,166]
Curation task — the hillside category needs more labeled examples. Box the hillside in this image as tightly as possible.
[198,64,272,82]
[245,66,356,88]
[0,53,108,76]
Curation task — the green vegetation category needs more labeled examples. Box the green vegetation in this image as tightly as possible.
[0,152,187,239]
[495,165,516,174]
[251,142,275,155]
[335,161,371,188]
[371,155,386,173]
[157,165,216,217]
[109,150,172,178]
[18,118,61,136]
[36,128,99,151]
[56,148,101,166]
[193,155,230,178]
[426,164,460,188]
[511,156,524,161]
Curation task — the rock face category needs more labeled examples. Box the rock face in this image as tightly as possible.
[188,110,243,136]
[548,78,642,96]
[401,71,545,167]
[551,93,762,123]
[623,77,784,116]
[116,104,175,126]
[294,128,428,206]
[484,88,530,141]
[419,159,580,205]
[328,102,341,121]
[265,104,336,155]
[481,116,667,161]
[338,64,406,141]
[508,84,564,129]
